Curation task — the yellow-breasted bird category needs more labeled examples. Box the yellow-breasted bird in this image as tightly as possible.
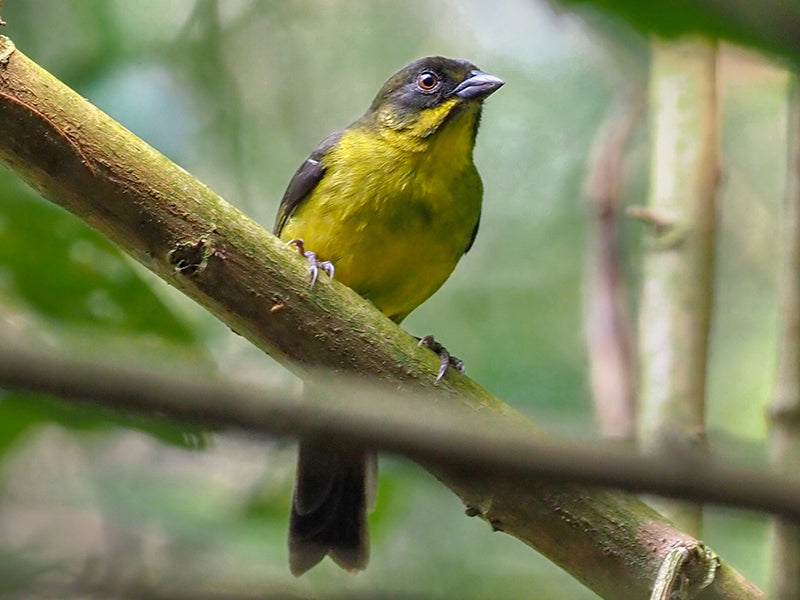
[274,56,503,575]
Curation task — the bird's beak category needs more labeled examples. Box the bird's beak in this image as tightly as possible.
[452,70,504,100]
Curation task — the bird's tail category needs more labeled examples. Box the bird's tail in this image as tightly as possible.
[288,437,371,575]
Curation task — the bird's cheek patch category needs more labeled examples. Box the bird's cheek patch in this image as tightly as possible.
[412,99,459,138]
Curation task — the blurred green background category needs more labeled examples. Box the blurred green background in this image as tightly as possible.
[0,0,789,598]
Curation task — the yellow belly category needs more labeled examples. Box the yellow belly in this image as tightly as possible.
[279,127,481,322]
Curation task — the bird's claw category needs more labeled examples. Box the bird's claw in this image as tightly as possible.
[308,257,335,285]
[418,335,465,383]
[285,238,335,285]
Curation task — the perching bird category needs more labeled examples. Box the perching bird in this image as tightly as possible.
[274,56,503,575]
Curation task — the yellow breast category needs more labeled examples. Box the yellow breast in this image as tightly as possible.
[279,106,482,322]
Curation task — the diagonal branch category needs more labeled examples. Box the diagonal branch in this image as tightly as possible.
[0,37,762,600]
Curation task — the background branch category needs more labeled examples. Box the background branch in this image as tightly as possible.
[1,339,800,527]
[584,87,642,439]
[769,76,800,600]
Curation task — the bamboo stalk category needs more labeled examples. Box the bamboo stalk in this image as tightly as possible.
[584,89,642,439]
[769,76,800,600]
[637,37,719,536]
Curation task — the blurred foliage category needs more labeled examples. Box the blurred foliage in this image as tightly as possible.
[0,116,210,453]
[553,0,800,68]
[0,0,792,598]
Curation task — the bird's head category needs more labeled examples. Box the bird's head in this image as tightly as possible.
[365,56,504,140]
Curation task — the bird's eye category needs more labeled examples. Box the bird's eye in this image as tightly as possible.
[416,72,440,92]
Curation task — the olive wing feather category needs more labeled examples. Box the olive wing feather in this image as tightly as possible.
[274,132,343,236]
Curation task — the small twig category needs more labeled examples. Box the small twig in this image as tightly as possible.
[626,205,675,234]
[627,206,692,250]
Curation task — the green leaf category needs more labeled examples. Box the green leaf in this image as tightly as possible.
[0,172,210,452]
[556,0,800,66]
[0,173,197,341]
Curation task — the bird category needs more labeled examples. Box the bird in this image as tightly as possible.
[274,55,503,576]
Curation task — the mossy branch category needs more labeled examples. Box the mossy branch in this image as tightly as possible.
[0,37,762,600]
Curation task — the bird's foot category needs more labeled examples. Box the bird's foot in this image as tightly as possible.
[418,335,465,383]
[285,238,335,285]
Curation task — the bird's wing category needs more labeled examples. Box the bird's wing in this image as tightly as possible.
[463,170,484,254]
[274,132,343,236]
[463,211,481,254]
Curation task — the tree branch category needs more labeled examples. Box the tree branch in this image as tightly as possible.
[0,38,762,600]
[2,339,800,528]
[584,87,642,439]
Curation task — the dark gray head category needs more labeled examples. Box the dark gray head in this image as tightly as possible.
[368,56,504,116]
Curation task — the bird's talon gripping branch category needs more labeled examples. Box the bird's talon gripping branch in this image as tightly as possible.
[285,238,335,285]
[285,237,306,253]
[418,335,465,383]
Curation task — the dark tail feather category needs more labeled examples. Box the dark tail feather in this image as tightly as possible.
[289,439,370,576]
